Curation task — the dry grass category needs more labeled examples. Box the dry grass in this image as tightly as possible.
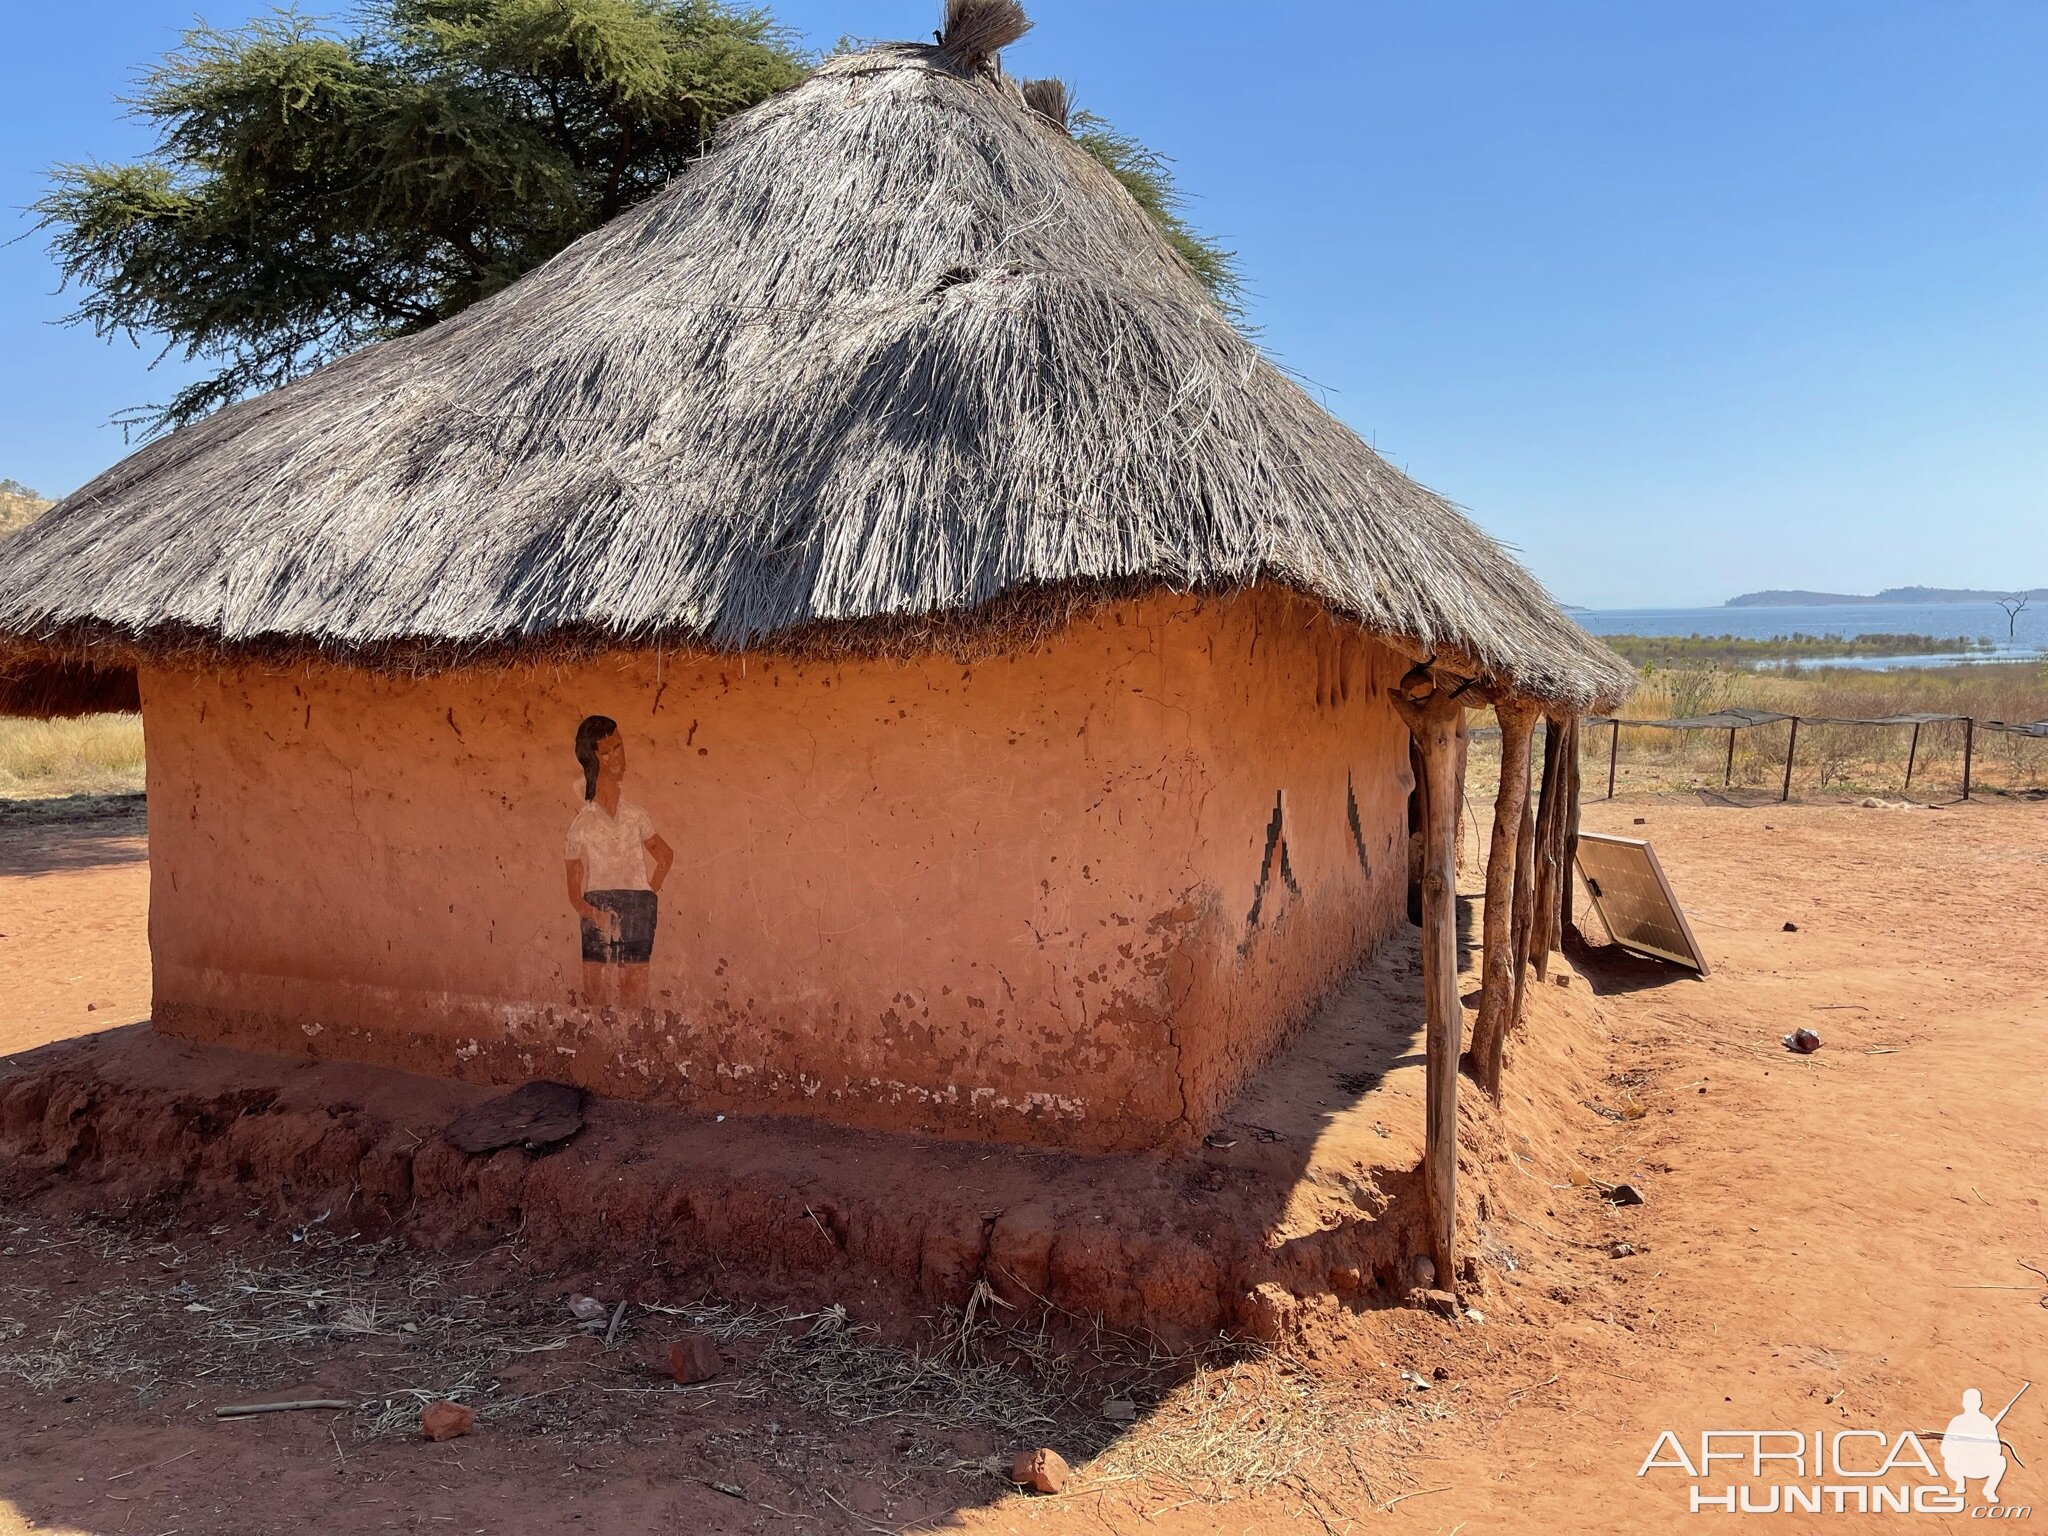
[0,712,145,797]
[1094,1356,1366,1495]
[0,1204,1419,1522]
[1612,662,2048,797]
[0,1211,1219,1459]
[1463,662,2048,801]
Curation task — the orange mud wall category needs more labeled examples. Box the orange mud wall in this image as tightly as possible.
[140,589,1411,1152]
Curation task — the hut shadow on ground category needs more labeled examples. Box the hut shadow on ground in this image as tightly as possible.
[0,794,147,875]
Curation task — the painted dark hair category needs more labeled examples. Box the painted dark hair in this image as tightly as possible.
[574,715,619,801]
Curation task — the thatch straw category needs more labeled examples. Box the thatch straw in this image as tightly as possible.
[936,0,1030,74]
[1019,76,1072,133]
[0,0,1630,710]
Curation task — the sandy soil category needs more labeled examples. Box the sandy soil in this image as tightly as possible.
[1,790,2044,1532]
[0,798,149,1058]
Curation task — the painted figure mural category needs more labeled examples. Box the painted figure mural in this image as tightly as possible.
[564,715,673,1009]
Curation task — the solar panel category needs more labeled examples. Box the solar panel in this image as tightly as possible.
[1575,832,1709,976]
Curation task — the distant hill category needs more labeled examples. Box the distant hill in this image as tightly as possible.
[0,479,52,540]
[1728,586,2048,607]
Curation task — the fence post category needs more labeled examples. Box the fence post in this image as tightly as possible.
[1724,726,1737,788]
[1781,717,1799,803]
[1607,718,1620,800]
[1904,721,1921,793]
[1962,718,1974,801]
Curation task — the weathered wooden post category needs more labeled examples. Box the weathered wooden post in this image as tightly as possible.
[1531,718,1567,981]
[1509,788,1536,1018]
[1962,717,1975,800]
[1781,717,1800,803]
[1560,715,1582,933]
[1390,665,1468,1286]
[1467,697,1537,1099]
[1904,721,1922,792]
[1724,725,1737,788]
[1607,717,1620,799]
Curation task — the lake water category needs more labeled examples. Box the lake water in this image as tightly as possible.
[1577,601,2047,670]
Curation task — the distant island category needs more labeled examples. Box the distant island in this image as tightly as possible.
[1727,586,2047,607]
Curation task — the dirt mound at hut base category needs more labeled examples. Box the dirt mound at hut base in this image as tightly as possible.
[0,938,1613,1356]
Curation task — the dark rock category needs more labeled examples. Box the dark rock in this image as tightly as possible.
[443,1081,586,1155]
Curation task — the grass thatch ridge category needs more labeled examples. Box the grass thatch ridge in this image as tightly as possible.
[0,4,1630,711]
[936,0,1030,74]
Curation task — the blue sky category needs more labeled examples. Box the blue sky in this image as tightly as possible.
[2,0,2042,607]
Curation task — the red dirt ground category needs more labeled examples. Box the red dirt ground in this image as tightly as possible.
[1,790,2044,1532]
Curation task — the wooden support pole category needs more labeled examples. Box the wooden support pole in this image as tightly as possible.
[1781,717,1800,803]
[1962,717,1974,800]
[1904,721,1921,792]
[1561,716,1582,935]
[1606,718,1620,799]
[1509,776,1537,1029]
[1390,667,1468,1287]
[1531,718,1567,981]
[1724,726,1737,788]
[1466,699,1536,1100]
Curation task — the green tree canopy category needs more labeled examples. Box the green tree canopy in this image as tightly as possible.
[38,0,1240,434]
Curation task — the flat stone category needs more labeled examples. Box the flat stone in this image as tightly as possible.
[443,1080,586,1155]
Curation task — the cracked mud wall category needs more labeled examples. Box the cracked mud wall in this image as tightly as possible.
[140,587,1408,1151]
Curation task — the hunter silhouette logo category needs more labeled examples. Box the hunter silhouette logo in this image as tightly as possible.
[1942,1382,2029,1505]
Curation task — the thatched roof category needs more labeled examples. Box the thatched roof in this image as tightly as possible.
[0,0,1629,711]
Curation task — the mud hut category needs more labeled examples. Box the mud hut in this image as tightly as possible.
[0,1,1626,1259]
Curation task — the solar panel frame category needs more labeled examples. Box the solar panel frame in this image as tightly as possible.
[1574,832,1709,976]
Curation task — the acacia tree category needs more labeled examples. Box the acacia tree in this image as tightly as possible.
[38,0,1239,434]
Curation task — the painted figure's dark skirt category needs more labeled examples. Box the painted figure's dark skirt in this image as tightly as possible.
[581,889,657,965]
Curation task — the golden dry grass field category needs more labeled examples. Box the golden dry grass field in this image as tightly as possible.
[0,713,146,798]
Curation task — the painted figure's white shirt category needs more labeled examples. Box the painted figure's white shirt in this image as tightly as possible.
[565,799,656,891]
